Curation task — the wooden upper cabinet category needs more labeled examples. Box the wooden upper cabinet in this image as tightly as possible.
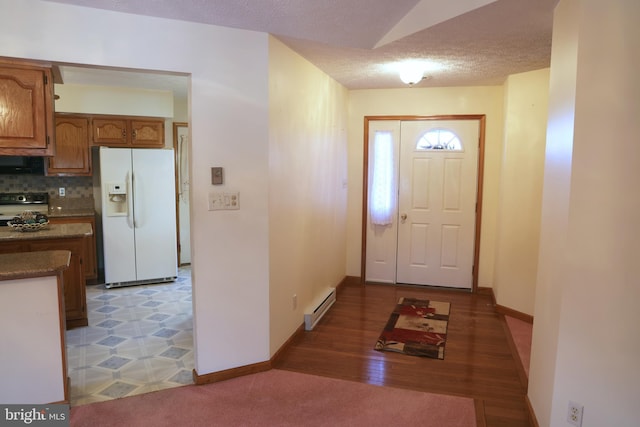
[47,115,91,176]
[0,60,55,156]
[92,115,164,148]
[130,119,164,147]
[92,117,128,146]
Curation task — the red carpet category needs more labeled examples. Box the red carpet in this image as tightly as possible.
[71,369,477,426]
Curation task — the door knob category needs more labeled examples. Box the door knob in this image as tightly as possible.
[400,213,407,222]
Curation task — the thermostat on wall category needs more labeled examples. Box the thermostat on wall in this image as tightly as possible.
[211,167,223,185]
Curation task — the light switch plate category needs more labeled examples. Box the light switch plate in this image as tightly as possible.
[208,192,239,211]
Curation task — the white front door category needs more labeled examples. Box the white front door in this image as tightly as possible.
[396,120,479,288]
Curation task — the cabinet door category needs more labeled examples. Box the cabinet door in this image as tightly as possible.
[92,118,128,146]
[0,241,29,254]
[0,64,54,155]
[29,238,87,327]
[131,119,164,147]
[48,216,97,280]
[47,116,91,176]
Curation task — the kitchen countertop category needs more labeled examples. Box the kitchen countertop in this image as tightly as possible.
[0,223,92,241]
[0,250,71,280]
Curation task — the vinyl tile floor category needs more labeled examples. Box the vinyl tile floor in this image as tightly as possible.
[66,266,194,406]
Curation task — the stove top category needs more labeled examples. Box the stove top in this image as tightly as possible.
[0,193,49,224]
[0,192,49,205]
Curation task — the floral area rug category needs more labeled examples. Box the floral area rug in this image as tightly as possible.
[375,297,450,360]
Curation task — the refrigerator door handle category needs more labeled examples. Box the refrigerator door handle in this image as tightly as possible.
[133,171,144,228]
[126,171,134,229]
[177,136,183,201]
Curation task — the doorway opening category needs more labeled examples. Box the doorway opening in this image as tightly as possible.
[52,63,195,405]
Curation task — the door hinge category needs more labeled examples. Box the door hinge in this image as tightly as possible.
[46,135,50,145]
[44,74,48,85]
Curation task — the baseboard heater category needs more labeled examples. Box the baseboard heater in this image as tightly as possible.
[304,287,336,331]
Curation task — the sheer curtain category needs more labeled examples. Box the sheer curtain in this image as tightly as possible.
[370,130,397,226]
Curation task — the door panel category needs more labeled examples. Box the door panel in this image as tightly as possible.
[412,158,431,208]
[441,225,460,267]
[396,120,479,288]
[443,159,462,209]
[409,223,430,265]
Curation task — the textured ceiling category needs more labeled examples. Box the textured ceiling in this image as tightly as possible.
[44,0,558,93]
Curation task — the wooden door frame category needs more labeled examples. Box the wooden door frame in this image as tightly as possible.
[173,122,189,266]
[361,115,486,292]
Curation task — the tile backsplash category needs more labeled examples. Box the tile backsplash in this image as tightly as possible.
[0,175,93,198]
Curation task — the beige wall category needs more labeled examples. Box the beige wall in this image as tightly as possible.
[493,69,549,315]
[268,38,349,354]
[347,87,504,287]
[1,0,272,374]
[54,84,174,117]
[530,0,640,425]
[173,97,189,123]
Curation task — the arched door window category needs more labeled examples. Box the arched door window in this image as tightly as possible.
[416,129,463,151]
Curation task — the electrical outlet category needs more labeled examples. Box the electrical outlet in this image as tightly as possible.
[292,294,297,310]
[567,401,583,427]
[58,187,65,197]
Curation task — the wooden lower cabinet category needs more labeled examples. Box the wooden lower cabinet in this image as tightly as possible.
[0,237,87,328]
[49,216,97,282]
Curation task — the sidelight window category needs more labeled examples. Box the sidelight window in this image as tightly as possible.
[370,130,397,226]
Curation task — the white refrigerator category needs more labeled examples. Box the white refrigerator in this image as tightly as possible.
[99,147,178,288]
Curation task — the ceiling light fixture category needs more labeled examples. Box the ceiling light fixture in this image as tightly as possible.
[399,64,425,85]
[391,60,445,86]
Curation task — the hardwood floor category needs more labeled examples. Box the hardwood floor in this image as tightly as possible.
[274,282,531,427]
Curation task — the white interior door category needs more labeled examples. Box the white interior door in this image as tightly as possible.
[396,120,479,288]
